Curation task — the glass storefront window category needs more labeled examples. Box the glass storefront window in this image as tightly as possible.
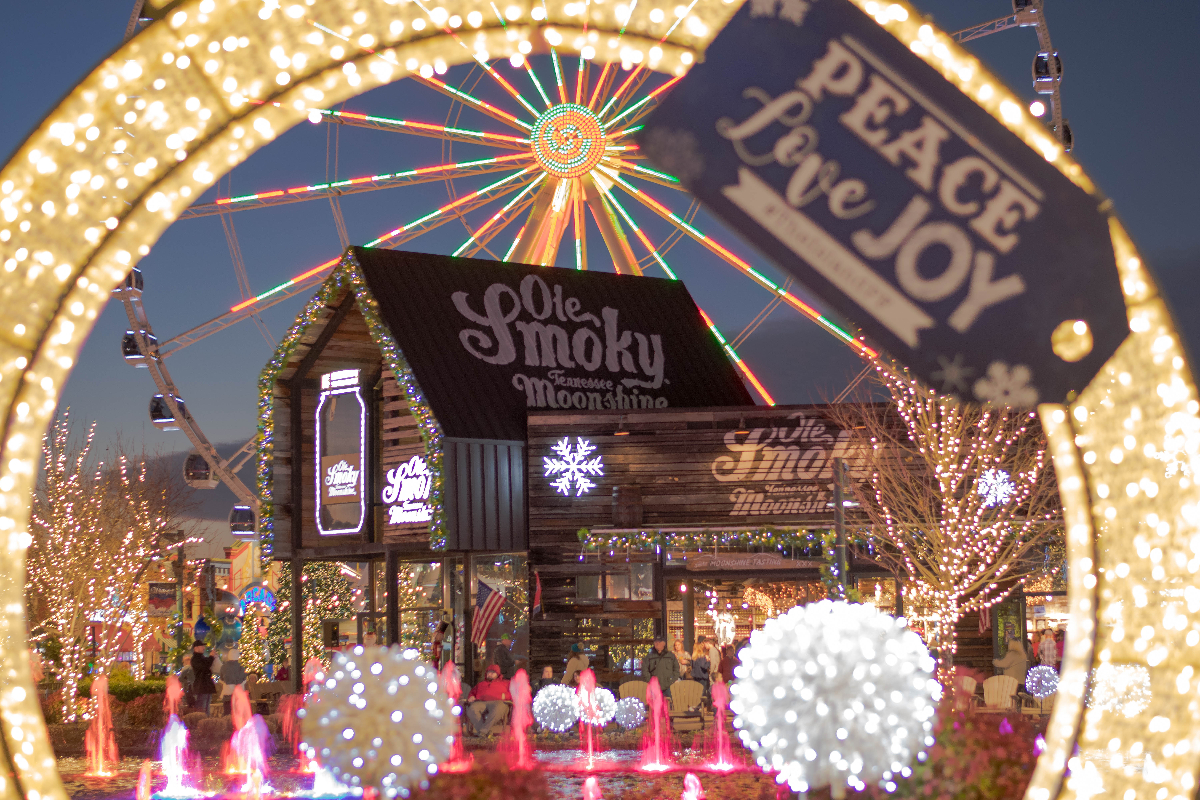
[471,553,529,667]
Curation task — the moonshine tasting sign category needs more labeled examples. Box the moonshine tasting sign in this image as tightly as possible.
[639,0,1126,406]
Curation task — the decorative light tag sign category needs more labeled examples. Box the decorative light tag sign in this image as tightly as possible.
[381,455,434,525]
[638,0,1128,406]
[316,369,366,535]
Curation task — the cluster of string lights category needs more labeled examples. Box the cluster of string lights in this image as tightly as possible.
[532,684,581,732]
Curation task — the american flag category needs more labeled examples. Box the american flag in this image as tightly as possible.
[471,581,505,646]
[532,571,543,618]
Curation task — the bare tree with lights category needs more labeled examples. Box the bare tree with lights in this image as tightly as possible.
[829,366,1059,670]
[27,415,194,720]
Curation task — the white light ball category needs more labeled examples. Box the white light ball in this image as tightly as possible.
[614,697,646,730]
[300,646,454,798]
[1025,665,1059,699]
[533,684,580,732]
[729,600,940,795]
[1087,663,1151,717]
[579,687,617,726]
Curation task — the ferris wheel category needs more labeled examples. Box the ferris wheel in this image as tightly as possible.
[116,0,886,525]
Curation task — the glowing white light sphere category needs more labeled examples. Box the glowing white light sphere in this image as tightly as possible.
[300,646,455,798]
[614,697,647,730]
[1087,663,1151,718]
[729,600,940,795]
[579,686,617,726]
[1025,665,1059,699]
[533,684,581,732]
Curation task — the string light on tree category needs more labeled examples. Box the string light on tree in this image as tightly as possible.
[299,646,454,797]
[532,685,581,732]
[1087,663,1152,718]
[730,600,940,798]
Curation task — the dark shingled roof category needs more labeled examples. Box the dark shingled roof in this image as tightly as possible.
[353,247,754,440]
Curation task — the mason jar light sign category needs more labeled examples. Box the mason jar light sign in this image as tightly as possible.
[381,455,433,525]
[316,369,366,535]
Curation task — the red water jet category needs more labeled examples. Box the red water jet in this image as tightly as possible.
[278,694,306,759]
[136,760,152,800]
[501,668,535,770]
[164,675,184,718]
[582,775,603,800]
[680,772,705,800]
[576,669,602,768]
[639,677,674,772]
[702,681,737,771]
[84,674,118,777]
[439,661,474,772]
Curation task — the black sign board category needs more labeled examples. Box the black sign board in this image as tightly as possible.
[352,248,753,441]
[639,0,1126,405]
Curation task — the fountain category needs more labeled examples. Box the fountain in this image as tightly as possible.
[278,694,307,762]
[154,714,203,798]
[502,668,536,770]
[439,661,474,772]
[164,675,184,717]
[577,669,601,768]
[680,772,705,800]
[136,761,152,800]
[84,674,118,777]
[704,681,736,771]
[582,775,603,800]
[639,678,674,772]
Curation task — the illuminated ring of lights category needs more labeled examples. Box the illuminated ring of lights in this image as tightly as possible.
[530,103,606,179]
[0,1,1195,799]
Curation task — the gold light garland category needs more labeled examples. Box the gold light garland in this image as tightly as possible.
[0,0,1194,798]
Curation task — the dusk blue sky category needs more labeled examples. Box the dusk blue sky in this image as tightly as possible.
[3,1,1198,517]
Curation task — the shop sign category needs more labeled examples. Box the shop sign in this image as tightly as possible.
[148,583,175,617]
[639,0,1126,405]
[316,369,366,536]
[381,455,434,525]
[685,552,821,571]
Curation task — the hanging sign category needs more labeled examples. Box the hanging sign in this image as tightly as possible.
[148,583,176,617]
[381,455,434,525]
[316,369,367,535]
[638,0,1127,406]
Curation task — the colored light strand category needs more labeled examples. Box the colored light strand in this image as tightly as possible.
[452,174,547,256]
[318,108,529,145]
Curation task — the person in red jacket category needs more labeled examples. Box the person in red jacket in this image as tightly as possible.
[464,664,510,736]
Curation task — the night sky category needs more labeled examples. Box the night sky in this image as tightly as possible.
[2,1,1198,518]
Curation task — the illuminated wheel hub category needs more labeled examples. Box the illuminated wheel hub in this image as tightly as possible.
[530,103,606,179]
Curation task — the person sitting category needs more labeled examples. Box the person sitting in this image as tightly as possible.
[464,664,510,737]
[562,643,589,684]
[535,665,556,692]
[642,636,679,697]
[993,635,1028,683]
[274,660,290,683]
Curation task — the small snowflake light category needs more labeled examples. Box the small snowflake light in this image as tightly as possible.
[578,687,617,726]
[544,437,603,497]
[977,468,1015,508]
[614,697,646,730]
[533,684,581,732]
[1025,665,1059,699]
[730,600,940,796]
[300,646,455,798]
[1087,663,1151,718]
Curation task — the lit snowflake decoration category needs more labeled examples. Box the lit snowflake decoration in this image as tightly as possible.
[973,361,1038,407]
[977,468,1015,508]
[730,600,940,796]
[543,437,604,497]
[299,646,454,798]
[1025,665,1059,699]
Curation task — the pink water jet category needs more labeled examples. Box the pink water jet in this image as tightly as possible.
[501,669,535,770]
[231,715,272,793]
[302,657,324,688]
[84,674,118,777]
[703,681,735,771]
[136,760,152,800]
[157,714,201,798]
[638,677,674,772]
[577,669,602,768]
[164,675,184,718]
[582,776,603,800]
[439,661,473,772]
[680,773,705,800]
[278,694,306,759]
[223,687,256,775]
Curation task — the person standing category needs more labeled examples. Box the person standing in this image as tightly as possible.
[563,643,589,684]
[704,637,721,673]
[490,635,516,679]
[671,640,692,679]
[190,641,216,715]
[718,645,737,685]
[689,642,710,693]
[463,664,510,737]
[1055,629,1065,663]
[1038,630,1058,668]
[642,636,679,697]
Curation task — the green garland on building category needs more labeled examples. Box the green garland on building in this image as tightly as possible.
[255,251,447,552]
